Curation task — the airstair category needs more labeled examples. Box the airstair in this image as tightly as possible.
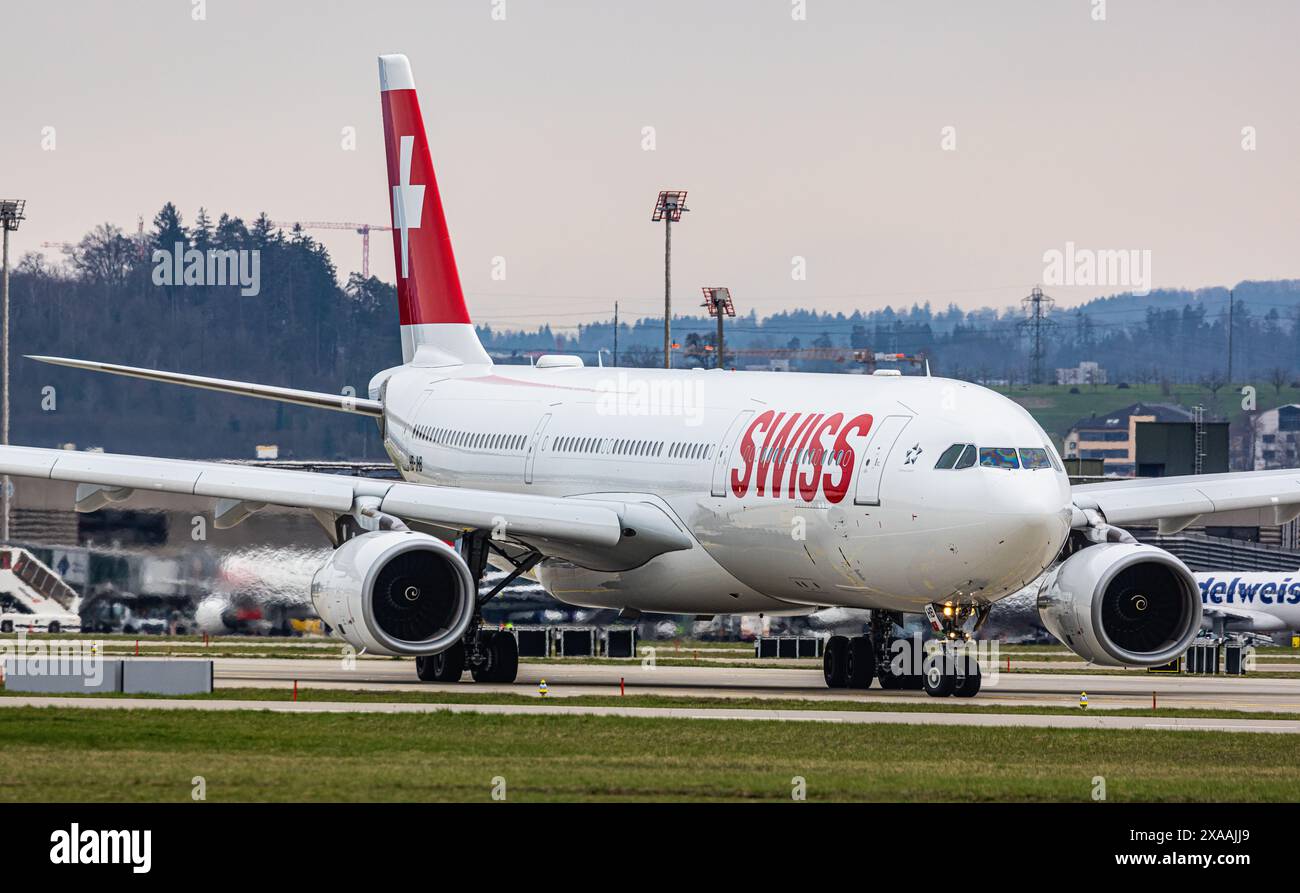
[0,547,82,622]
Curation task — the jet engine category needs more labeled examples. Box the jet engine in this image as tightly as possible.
[1036,542,1201,667]
[311,531,476,657]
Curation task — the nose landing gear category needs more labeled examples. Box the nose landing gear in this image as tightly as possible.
[822,606,986,697]
[920,603,986,698]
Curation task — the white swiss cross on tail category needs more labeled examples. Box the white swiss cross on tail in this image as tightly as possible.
[378,53,489,365]
[392,135,425,279]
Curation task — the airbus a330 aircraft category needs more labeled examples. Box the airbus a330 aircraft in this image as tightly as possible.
[5,54,1300,697]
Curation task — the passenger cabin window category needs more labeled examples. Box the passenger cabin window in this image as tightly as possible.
[979,447,1020,469]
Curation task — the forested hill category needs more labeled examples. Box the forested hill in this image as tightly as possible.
[12,205,397,459]
[11,206,1300,459]
[480,281,1300,386]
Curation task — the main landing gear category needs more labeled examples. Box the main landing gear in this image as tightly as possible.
[415,630,518,684]
[823,607,984,698]
[415,531,539,685]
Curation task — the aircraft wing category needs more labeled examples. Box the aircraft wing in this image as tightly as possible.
[27,355,383,417]
[1200,605,1288,632]
[1072,468,1300,534]
[0,446,691,572]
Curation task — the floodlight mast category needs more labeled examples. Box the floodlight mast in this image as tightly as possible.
[652,191,688,369]
[701,286,735,370]
[0,199,26,543]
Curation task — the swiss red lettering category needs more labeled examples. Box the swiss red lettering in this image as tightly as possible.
[756,412,810,496]
[729,409,874,502]
[822,413,873,503]
[799,413,844,502]
[729,410,774,498]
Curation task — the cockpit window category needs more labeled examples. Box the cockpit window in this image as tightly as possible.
[979,447,1020,469]
[1019,447,1053,470]
[934,443,965,469]
[940,444,1053,470]
[1043,441,1065,472]
[936,443,979,469]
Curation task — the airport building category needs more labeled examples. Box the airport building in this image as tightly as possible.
[1251,404,1300,470]
[1063,402,1226,477]
[1055,361,1107,386]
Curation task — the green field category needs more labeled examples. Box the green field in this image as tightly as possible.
[1,706,1297,802]
[991,381,1293,443]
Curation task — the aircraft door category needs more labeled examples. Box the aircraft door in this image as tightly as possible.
[524,413,551,484]
[711,410,755,497]
[853,414,912,505]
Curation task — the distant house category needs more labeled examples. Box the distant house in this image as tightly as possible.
[1063,403,1195,477]
[1252,405,1300,470]
[1055,361,1107,386]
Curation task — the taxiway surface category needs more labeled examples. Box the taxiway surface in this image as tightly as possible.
[214,658,1300,714]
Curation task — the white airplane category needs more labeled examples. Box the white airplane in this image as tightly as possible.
[1195,572,1300,635]
[4,54,1299,697]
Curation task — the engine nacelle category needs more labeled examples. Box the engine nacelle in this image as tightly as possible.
[311,531,476,657]
[1036,543,1201,667]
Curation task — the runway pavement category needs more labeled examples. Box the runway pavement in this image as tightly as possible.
[3,692,1300,733]
[3,657,1299,731]
[213,657,1300,714]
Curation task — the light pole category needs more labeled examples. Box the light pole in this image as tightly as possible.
[0,199,26,543]
[701,287,735,370]
[651,190,688,369]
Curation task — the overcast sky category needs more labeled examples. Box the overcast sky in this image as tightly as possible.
[5,0,1298,330]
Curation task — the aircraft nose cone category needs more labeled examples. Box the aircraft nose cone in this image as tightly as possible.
[985,473,1069,514]
[981,473,1072,565]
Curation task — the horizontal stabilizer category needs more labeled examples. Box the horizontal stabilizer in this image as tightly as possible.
[27,355,383,417]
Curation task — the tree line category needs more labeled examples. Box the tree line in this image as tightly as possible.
[12,205,396,459]
[12,206,1300,459]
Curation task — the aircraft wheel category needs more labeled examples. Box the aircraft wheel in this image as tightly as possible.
[847,636,876,689]
[952,661,982,698]
[0,620,11,633]
[823,635,849,688]
[491,630,518,683]
[923,657,955,698]
[877,662,904,689]
[471,632,519,683]
[416,641,465,682]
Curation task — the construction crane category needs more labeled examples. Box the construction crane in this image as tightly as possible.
[42,217,148,258]
[270,220,392,277]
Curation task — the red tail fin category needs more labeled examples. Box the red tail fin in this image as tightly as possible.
[378,54,488,365]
